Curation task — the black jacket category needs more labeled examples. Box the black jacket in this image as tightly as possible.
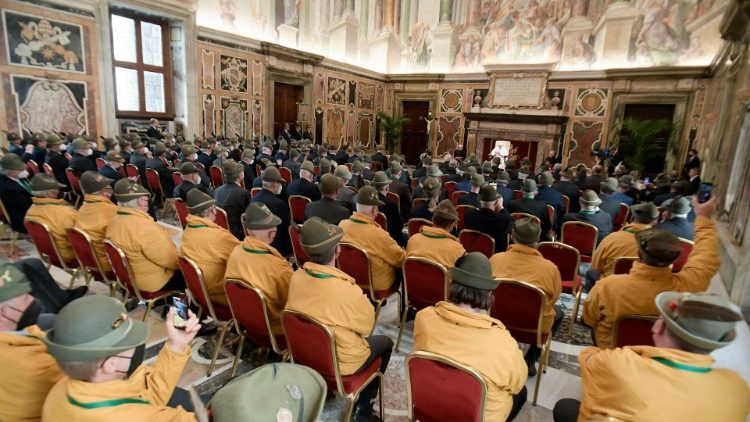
[371,152,389,172]
[464,208,513,253]
[562,210,613,243]
[45,150,70,186]
[146,126,164,140]
[287,178,321,202]
[304,197,350,226]
[507,197,552,241]
[378,192,406,247]
[98,165,123,187]
[215,183,251,240]
[410,202,433,221]
[129,152,148,183]
[69,153,97,177]
[389,180,412,223]
[552,181,581,213]
[146,157,175,197]
[174,180,214,202]
[0,174,32,233]
[458,192,480,208]
[251,188,292,255]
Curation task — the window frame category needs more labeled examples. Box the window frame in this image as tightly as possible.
[109,9,174,119]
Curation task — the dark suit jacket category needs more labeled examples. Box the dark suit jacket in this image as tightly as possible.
[287,178,321,202]
[378,192,406,246]
[583,175,602,192]
[464,208,513,253]
[507,197,552,241]
[496,185,514,205]
[654,191,677,206]
[535,186,565,229]
[598,193,622,222]
[413,167,427,180]
[458,192,480,208]
[656,218,694,241]
[129,152,148,182]
[98,165,123,187]
[552,181,581,213]
[687,176,701,196]
[174,180,214,202]
[388,180,412,222]
[146,158,175,197]
[0,174,32,233]
[283,159,302,179]
[562,210,613,243]
[146,126,163,140]
[371,152,389,171]
[304,197,350,225]
[333,151,349,165]
[409,202,433,221]
[216,183,251,240]
[45,150,70,186]
[32,147,47,165]
[252,188,292,255]
[69,154,97,177]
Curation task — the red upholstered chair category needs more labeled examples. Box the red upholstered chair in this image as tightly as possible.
[254,164,262,177]
[119,165,127,178]
[171,171,183,187]
[178,256,236,375]
[194,162,206,173]
[24,218,81,288]
[513,189,524,200]
[313,166,320,176]
[412,197,427,208]
[66,227,118,296]
[338,242,400,330]
[374,212,387,231]
[451,190,468,206]
[174,198,189,229]
[288,195,311,224]
[396,257,449,351]
[406,351,487,422]
[612,203,630,232]
[279,167,293,184]
[537,242,581,333]
[0,199,19,256]
[561,195,570,214]
[95,157,106,169]
[490,279,550,405]
[561,221,599,263]
[145,168,171,211]
[386,191,400,214]
[613,256,638,274]
[42,163,53,174]
[125,164,139,178]
[511,212,541,225]
[443,181,456,197]
[411,177,418,191]
[372,161,383,172]
[225,280,288,377]
[209,165,224,187]
[250,187,262,198]
[27,159,40,175]
[459,229,495,258]
[65,168,83,207]
[612,315,657,348]
[345,163,353,172]
[407,218,433,237]
[672,238,694,272]
[64,152,72,161]
[281,309,384,421]
[214,207,229,230]
[456,204,476,232]
[103,239,177,321]
[289,224,311,268]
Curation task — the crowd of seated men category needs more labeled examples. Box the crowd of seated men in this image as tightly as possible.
[1,129,748,422]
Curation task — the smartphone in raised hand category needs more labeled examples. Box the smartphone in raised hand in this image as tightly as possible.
[698,182,713,204]
[172,294,189,330]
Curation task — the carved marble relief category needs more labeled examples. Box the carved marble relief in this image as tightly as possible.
[201,50,215,89]
[575,88,608,117]
[375,85,384,111]
[203,94,215,137]
[327,77,346,105]
[440,89,463,113]
[219,55,248,93]
[348,80,356,108]
[12,76,87,135]
[569,121,602,166]
[3,10,85,73]
[436,116,462,156]
[358,83,375,109]
[251,60,263,96]
[358,113,374,147]
[251,99,262,137]
[220,97,247,138]
[325,108,345,147]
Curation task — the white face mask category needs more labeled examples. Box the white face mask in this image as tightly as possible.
[60,143,67,151]
[188,153,198,161]
[275,184,283,195]
[17,170,29,179]
[114,144,121,152]
[83,148,93,157]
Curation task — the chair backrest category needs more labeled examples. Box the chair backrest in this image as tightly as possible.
[209,166,224,187]
[511,212,541,225]
[372,161,383,172]
[386,191,400,213]
[145,168,163,193]
[613,256,638,275]
[279,167,293,184]
[546,204,555,226]
[456,205,476,232]
[103,239,141,299]
[254,164,261,177]
[338,242,374,294]
[177,255,219,321]
[537,242,580,282]
[43,163,53,174]
[345,163,353,172]
[613,315,657,348]
[561,195,570,213]
[451,190,468,206]
[402,257,449,310]
[125,164,139,178]
[225,280,284,352]
[95,157,106,169]
[375,212,387,231]
[443,181,456,196]
[406,351,487,422]
[66,227,105,277]
[672,238,694,272]
[174,198,189,228]
[250,187,262,197]
[288,195,311,224]
[513,190,523,200]
[281,310,342,390]
[214,207,229,230]
[195,162,206,173]
[24,218,66,268]
[0,198,9,225]
[119,165,127,178]
[490,279,546,346]
[561,221,599,257]
[172,171,184,187]
[413,197,427,208]
[407,218,433,237]
[613,203,630,231]
[411,177,418,191]
[313,166,320,176]
[27,159,39,175]
[65,168,82,194]
[459,229,495,258]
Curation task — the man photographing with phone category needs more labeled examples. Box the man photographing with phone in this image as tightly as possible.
[41,296,200,421]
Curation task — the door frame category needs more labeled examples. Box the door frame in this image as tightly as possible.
[267,69,312,138]
[394,91,437,155]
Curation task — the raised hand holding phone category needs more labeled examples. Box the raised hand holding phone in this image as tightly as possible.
[165,305,200,353]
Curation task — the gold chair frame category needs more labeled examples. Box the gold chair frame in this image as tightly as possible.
[67,227,122,297]
[24,217,81,288]
[561,220,600,256]
[0,198,19,256]
[396,257,449,352]
[145,168,176,218]
[458,229,496,257]
[538,241,582,335]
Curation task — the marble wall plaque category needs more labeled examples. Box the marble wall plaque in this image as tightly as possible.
[488,73,547,108]
[12,76,87,135]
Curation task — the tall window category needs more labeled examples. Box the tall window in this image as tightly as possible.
[110,11,172,118]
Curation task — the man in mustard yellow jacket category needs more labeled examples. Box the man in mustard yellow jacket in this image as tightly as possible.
[414,253,528,422]
[583,197,720,348]
[406,199,466,269]
[225,203,293,337]
[286,217,392,421]
[584,201,658,290]
[42,295,200,421]
[0,264,64,421]
[106,179,184,293]
[25,174,78,262]
[340,186,406,292]
[75,171,118,274]
[180,189,239,306]
[554,291,750,422]
[490,217,562,376]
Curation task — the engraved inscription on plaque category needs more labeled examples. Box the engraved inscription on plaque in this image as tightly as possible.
[488,73,547,108]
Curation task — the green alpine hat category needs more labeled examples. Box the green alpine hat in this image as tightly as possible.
[663,196,691,215]
[389,161,402,175]
[539,172,554,186]
[521,179,537,193]
[481,161,493,174]
[334,165,352,181]
[319,158,332,173]
[427,164,443,178]
[262,166,286,184]
[106,151,126,163]
[636,228,681,267]
[153,142,168,156]
[102,138,117,150]
[496,171,510,183]
[579,190,601,206]
[210,363,326,422]
[433,199,457,221]
[243,203,281,230]
[179,162,201,175]
[301,160,314,174]
[561,167,575,179]
[618,175,633,188]
[478,185,498,202]
[450,253,498,291]
[71,138,88,151]
[186,188,215,215]
[213,145,227,156]
[654,173,671,187]
[422,177,441,196]
[371,171,390,187]
[319,173,343,195]
[241,149,256,160]
[0,153,26,171]
[357,185,384,206]
[181,144,197,156]
[512,217,542,244]
[600,177,618,194]
[80,171,113,194]
[46,134,62,146]
[29,174,65,191]
[0,264,32,303]
[289,149,300,159]
[113,179,150,202]
[223,159,243,181]
[630,202,659,221]
[131,139,145,150]
[352,160,364,173]
[470,174,485,188]
[300,216,344,256]
[43,295,148,362]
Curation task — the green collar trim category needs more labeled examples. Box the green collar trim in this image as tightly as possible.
[579,210,596,215]
[187,224,208,229]
[349,217,367,224]
[242,246,271,254]
[651,357,711,373]
[421,232,447,239]
[67,394,150,409]
[624,228,639,234]
[304,268,336,279]
[116,211,132,215]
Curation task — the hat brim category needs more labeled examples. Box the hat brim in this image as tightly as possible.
[261,175,285,184]
[450,267,498,291]
[84,179,114,194]
[44,318,148,362]
[301,228,344,255]
[655,292,734,351]
[245,214,282,230]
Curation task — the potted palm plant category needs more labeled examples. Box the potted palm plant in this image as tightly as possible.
[377,112,409,155]
[620,117,673,173]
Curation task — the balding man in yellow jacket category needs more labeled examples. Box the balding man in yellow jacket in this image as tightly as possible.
[25,174,77,262]
[415,253,528,422]
[180,189,239,306]
[75,171,118,273]
[340,186,406,292]
[554,291,750,421]
[225,203,293,338]
[406,199,465,269]
[583,198,720,348]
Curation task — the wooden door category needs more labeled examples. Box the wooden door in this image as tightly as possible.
[401,101,429,165]
[509,141,538,171]
[274,82,303,139]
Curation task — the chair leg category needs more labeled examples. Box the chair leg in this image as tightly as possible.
[370,300,384,336]
[230,336,245,378]
[344,395,356,422]
[207,322,230,376]
[395,304,410,352]
[569,286,583,336]
[8,231,17,256]
[67,269,79,289]
[143,300,154,321]
[532,338,551,406]
[378,373,385,420]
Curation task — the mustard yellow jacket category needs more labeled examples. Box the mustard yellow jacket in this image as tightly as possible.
[0,326,64,422]
[42,345,195,421]
[578,345,750,421]
[414,302,527,422]
[406,226,466,269]
[490,244,562,332]
[180,215,239,306]
[591,223,652,277]
[583,216,719,348]
[224,235,294,334]
[105,207,179,292]
[76,195,119,273]
[285,262,374,375]
[26,198,78,262]
[340,212,406,291]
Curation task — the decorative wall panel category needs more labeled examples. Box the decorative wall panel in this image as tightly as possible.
[325,108,345,147]
[202,94,215,137]
[251,99,262,137]
[220,97,247,138]
[569,121,602,167]
[201,50,215,89]
[251,60,263,96]
[575,88,608,117]
[440,89,463,113]
[12,76,87,134]
[327,77,346,105]
[348,80,356,107]
[3,10,85,73]
[436,116,461,156]
[219,55,247,93]
[347,110,356,144]
[358,112,374,147]
[314,72,325,104]
[358,83,374,109]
